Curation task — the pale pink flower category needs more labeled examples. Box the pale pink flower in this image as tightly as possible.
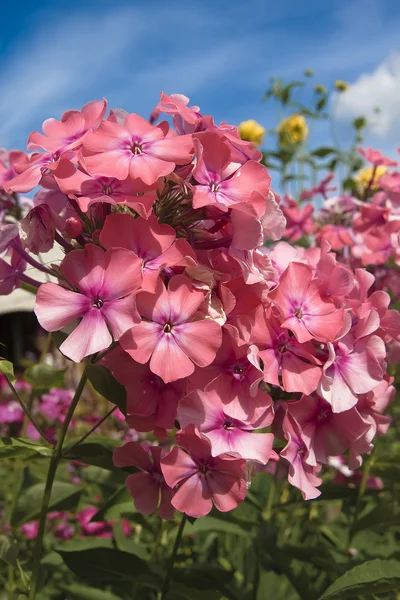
[120,274,222,383]
[54,159,157,217]
[280,412,322,500]
[318,334,385,412]
[35,244,142,362]
[178,375,274,464]
[269,262,345,343]
[191,132,271,210]
[99,213,197,292]
[161,425,247,518]
[358,147,398,167]
[81,113,194,186]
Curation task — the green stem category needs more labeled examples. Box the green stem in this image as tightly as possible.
[160,513,187,600]
[28,367,88,600]
[262,475,276,521]
[348,452,374,546]
[3,375,51,444]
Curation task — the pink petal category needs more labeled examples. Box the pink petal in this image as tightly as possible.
[113,442,153,471]
[173,320,222,368]
[100,248,142,300]
[178,388,224,431]
[171,473,212,518]
[84,150,132,180]
[150,333,195,382]
[167,274,206,324]
[125,472,160,515]
[59,308,112,362]
[161,446,198,488]
[35,282,90,331]
[61,244,107,296]
[207,472,247,512]
[120,322,163,364]
[129,154,174,185]
[102,295,141,340]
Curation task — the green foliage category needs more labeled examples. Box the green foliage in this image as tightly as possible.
[24,364,65,392]
[318,559,400,599]
[86,363,127,414]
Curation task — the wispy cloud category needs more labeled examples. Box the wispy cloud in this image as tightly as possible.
[337,53,400,140]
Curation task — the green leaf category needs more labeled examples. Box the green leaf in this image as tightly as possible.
[0,437,52,460]
[184,516,251,537]
[63,436,121,470]
[24,364,65,391]
[316,96,328,111]
[0,535,19,567]
[86,364,126,414]
[60,584,123,600]
[57,546,150,583]
[0,359,16,383]
[311,147,336,158]
[11,482,82,527]
[318,559,400,599]
[352,501,400,534]
[91,486,132,521]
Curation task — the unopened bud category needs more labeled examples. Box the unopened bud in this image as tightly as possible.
[64,217,83,239]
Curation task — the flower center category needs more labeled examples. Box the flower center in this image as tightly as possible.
[103,185,113,196]
[233,364,244,375]
[278,343,287,353]
[210,182,220,193]
[92,298,104,309]
[294,307,303,319]
[131,142,143,155]
[163,323,172,333]
[223,420,235,430]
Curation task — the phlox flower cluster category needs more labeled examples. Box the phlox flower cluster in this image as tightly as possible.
[0,94,398,518]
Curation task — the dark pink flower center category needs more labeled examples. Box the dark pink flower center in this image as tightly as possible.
[130,142,143,155]
[92,297,104,309]
[278,343,288,353]
[294,307,303,319]
[163,323,172,333]
[223,420,235,430]
[103,185,113,196]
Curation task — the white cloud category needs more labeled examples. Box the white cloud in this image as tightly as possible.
[337,53,400,137]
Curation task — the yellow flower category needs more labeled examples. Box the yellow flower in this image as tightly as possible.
[277,114,308,145]
[335,80,349,92]
[355,165,387,191]
[238,119,266,146]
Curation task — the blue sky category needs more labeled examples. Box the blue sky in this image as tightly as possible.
[1,0,400,157]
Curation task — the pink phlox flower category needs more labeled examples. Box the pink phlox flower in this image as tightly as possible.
[54,159,156,217]
[316,249,354,301]
[27,99,107,157]
[161,424,247,518]
[81,113,194,186]
[269,261,345,344]
[19,203,64,255]
[280,412,322,500]
[300,173,337,201]
[113,442,175,520]
[316,224,355,250]
[285,395,371,467]
[318,333,386,412]
[105,347,185,432]
[0,150,26,188]
[0,249,26,295]
[20,521,39,539]
[77,506,114,538]
[281,197,316,241]
[191,132,271,211]
[178,375,274,464]
[243,305,322,395]
[35,244,142,362]
[0,399,24,424]
[188,327,266,416]
[357,147,398,167]
[120,274,222,383]
[99,213,197,292]
[156,92,201,125]
[40,388,73,423]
